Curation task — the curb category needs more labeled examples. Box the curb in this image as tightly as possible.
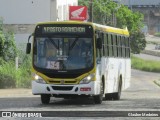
[142,50,160,57]
[154,80,160,87]
[0,89,35,98]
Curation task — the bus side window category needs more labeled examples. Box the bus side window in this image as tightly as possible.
[96,32,103,58]
[99,32,104,57]
[118,36,121,58]
[99,32,103,57]
[95,31,99,58]
[112,35,114,57]
[108,34,113,57]
[113,35,117,57]
[125,37,128,58]
[120,36,123,58]
[111,35,114,57]
[104,33,109,57]
[102,33,105,57]
[128,37,131,58]
[122,37,125,58]
[115,35,118,58]
[126,37,130,58]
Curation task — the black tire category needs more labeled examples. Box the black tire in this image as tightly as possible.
[41,94,50,104]
[105,93,113,100]
[94,81,104,104]
[112,81,122,100]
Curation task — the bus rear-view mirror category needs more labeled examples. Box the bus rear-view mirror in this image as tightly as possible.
[26,43,31,54]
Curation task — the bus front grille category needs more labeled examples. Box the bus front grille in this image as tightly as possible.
[52,86,73,91]
[48,80,77,84]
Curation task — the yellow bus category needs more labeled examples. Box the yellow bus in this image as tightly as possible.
[26,21,130,104]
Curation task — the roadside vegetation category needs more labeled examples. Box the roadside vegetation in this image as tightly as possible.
[0,19,31,88]
[154,32,160,37]
[154,80,160,87]
[131,55,160,73]
[0,55,31,88]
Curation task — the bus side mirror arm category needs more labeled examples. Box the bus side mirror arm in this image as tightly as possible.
[96,38,102,49]
[26,34,33,54]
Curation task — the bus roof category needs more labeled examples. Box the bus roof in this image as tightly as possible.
[36,21,129,36]
[93,23,129,36]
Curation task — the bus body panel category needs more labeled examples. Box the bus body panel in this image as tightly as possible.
[99,57,131,94]
[124,58,131,89]
[32,80,100,95]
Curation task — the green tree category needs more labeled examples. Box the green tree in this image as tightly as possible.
[116,5,146,53]
[93,0,117,25]
[0,19,5,58]
[79,0,117,25]
[78,0,146,54]
[130,31,146,54]
[116,5,143,32]
[0,18,18,61]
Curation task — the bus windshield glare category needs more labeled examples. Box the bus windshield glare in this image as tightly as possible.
[33,37,93,71]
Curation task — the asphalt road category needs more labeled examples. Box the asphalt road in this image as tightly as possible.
[0,69,160,119]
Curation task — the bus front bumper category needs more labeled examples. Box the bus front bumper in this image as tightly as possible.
[32,81,98,95]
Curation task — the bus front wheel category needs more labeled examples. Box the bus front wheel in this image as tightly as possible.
[94,81,104,104]
[41,94,50,104]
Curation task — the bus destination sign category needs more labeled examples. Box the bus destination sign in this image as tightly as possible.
[43,27,86,33]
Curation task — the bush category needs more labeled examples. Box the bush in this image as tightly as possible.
[0,53,32,88]
[0,73,16,88]
[0,60,16,88]
[16,53,32,88]
[0,19,18,61]
[154,32,160,37]
[130,32,146,54]
[0,18,31,88]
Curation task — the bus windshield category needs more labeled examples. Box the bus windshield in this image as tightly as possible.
[33,37,93,71]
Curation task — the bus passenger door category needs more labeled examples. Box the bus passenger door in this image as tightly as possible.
[95,35,103,94]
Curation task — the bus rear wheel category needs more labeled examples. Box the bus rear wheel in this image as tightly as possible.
[94,81,104,104]
[41,94,50,104]
[105,93,113,100]
[112,81,122,100]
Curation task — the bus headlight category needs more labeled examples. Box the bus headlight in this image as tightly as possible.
[80,74,95,84]
[34,74,46,84]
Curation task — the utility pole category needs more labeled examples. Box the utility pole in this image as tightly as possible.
[89,0,93,22]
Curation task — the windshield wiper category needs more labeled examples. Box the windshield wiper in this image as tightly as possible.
[69,37,79,51]
[48,37,58,49]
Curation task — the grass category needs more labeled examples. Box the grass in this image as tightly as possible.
[147,41,160,45]
[154,80,160,87]
[154,32,160,37]
[0,54,32,88]
[0,61,16,88]
[131,55,160,73]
